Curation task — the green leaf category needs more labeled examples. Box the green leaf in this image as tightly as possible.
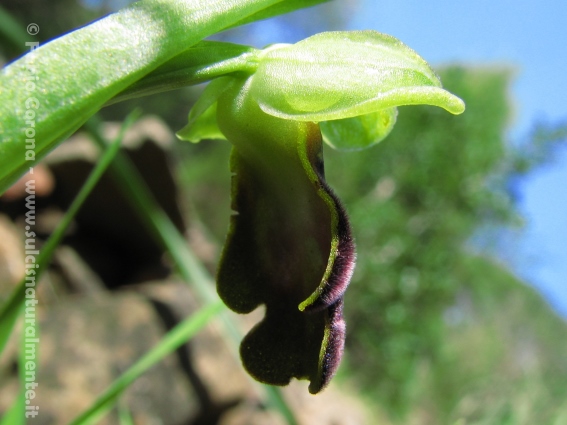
[226,0,331,29]
[248,30,465,121]
[0,0,284,195]
[320,108,398,151]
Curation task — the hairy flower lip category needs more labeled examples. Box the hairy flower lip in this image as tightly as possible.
[299,174,356,313]
[213,78,356,393]
[308,297,346,394]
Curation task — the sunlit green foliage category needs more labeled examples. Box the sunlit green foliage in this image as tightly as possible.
[324,67,567,422]
[324,66,511,412]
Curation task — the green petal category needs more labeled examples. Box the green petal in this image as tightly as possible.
[320,108,398,151]
[177,101,226,143]
[176,77,233,142]
[249,30,465,121]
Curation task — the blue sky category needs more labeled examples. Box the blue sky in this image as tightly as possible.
[346,0,567,317]
[348,0,567,138]
[239,0,567,316]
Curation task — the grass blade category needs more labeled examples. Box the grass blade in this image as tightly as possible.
[0,391,25,425]
[0,5,29,48]
[0,111,139,356]
[118,401,135,425]
[69,300,224,425]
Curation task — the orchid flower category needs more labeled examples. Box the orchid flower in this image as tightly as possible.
[177,30,465,393]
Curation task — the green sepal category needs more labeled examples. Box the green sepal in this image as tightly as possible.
[248,31,465,121]
[320,108,398,151]
[113,41,259,104]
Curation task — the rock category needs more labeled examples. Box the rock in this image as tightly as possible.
[26,291,199,425]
